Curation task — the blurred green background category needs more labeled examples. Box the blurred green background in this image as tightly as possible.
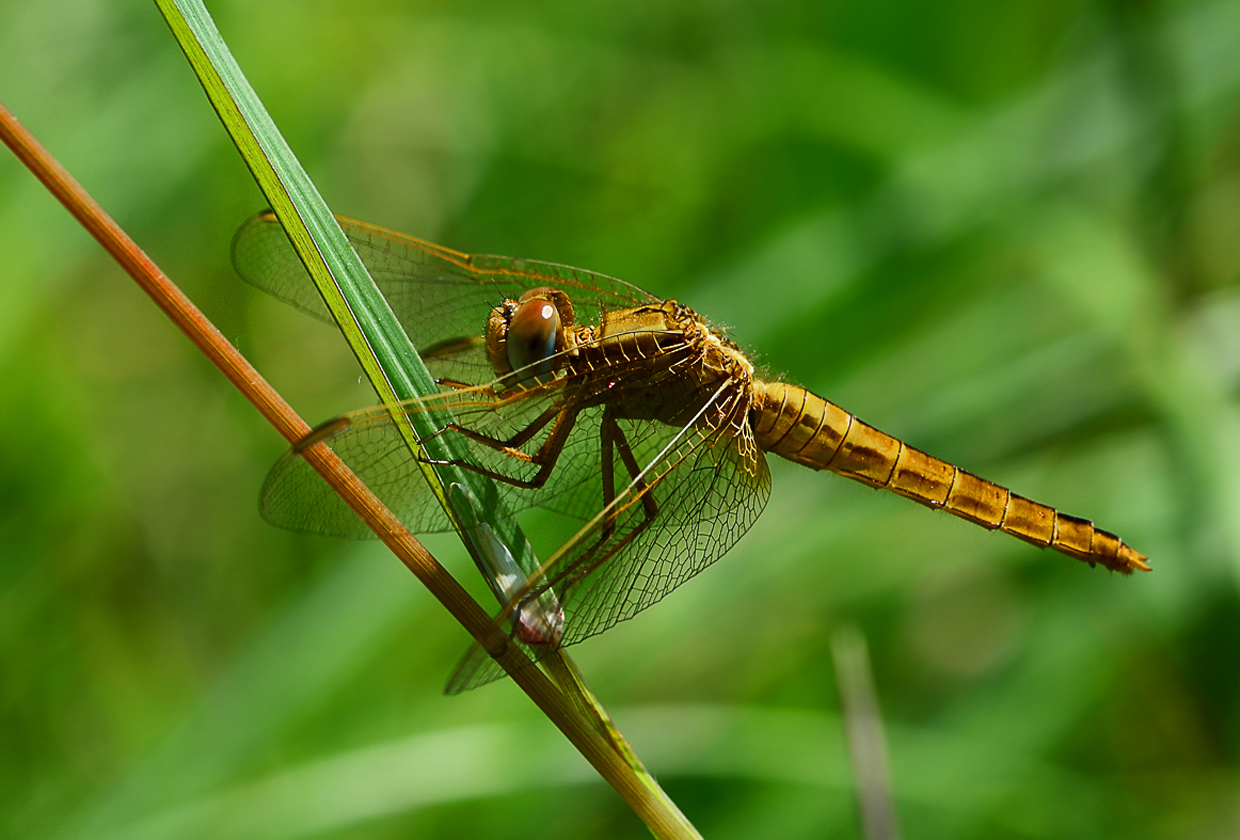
[2,0,1239,837]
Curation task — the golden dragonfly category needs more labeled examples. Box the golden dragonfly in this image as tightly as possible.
[234,212,1150,691]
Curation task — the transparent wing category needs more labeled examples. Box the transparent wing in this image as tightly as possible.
[446,383,771,693]
[560,404,770,643]
[259,334,707,537]
[231,212,659,383]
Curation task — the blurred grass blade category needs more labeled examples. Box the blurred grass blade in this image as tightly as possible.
[832,626,901,840]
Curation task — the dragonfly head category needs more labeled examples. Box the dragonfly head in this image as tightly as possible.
[487,287,576,388]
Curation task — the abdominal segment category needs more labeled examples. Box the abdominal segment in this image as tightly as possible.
[752,380,1150,574]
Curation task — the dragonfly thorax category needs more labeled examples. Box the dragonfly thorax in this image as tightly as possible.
[589,299,758,433]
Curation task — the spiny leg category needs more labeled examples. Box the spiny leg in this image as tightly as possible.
[480,415,677,650]
[465,413,662,655]
[550,411,661,595]
[428,404,583,491]
[600,411,658,538]
[434,400,564,451]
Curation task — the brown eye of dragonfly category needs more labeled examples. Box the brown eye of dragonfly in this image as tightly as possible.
[506,293,561,384]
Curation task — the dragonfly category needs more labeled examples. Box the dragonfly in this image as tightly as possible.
[233,211,1151,691]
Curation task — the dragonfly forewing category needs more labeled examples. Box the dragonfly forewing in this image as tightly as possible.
[232,211,658,386]
[260,379,605,537]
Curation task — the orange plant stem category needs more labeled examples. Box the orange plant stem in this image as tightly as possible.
[0,102,695,838]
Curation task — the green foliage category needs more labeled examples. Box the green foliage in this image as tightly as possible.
[3,0,1239,837]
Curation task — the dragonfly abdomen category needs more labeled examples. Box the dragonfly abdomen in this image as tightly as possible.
[752,381,1149,574]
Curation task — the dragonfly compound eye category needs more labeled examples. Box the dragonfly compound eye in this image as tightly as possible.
[507,293,561,384]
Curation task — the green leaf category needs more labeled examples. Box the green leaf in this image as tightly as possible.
[153,0,539,590]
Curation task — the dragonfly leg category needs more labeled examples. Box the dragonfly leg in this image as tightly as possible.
[525,410,666,606]
[438,400,564,451]
[541,479,661,609]
[600,411,658,541]
[477,411,666,623]
[432,405,582,490]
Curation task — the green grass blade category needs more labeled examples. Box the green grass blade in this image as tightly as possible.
[153,0,531,565]
[151,3,697,836]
